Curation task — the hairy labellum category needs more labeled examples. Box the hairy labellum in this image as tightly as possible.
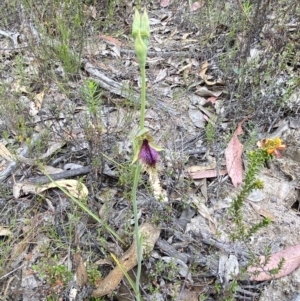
[139,139,159,167]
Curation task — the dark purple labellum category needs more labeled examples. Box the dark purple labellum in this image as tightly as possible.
[139,139,159,167]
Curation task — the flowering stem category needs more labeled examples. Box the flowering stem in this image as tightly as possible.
[131,49,147,301]
[131,9,149,300]
[139,65,146,130]
[132,64,146,301]
[132,164,142,301]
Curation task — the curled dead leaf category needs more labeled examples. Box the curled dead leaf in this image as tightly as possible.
[199,61,216,85]
[92,223,160,297]
[13,179,88,199]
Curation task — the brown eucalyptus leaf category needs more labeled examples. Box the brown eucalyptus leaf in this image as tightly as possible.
[225,120,246,187]
[248,244,300,281]
[190,1,204,12]
[74,253,88,287]
[92,223,160,297]
[160,0,172,7]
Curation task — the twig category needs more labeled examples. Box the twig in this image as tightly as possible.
[28,166,92,185]
[0,264,24,281]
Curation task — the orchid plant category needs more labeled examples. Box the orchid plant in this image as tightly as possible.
[131,8,164,301]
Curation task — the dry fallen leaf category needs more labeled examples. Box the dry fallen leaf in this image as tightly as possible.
[73,253,88,287]
[199,61,216,85]
[92,223,160,297]
[99,34,122,46]
[0,226,12,236]
[160,0,172,7]
[186,162,217,173]
[190,1,204,12]
[186,169,227,179]
[13,179,88,199]
[33,90,44,110]
[42,165,64,174]
[195,87,223,97]
[207,96,218,104]
[0,143,14,161]
[225,119,247,187]
[248,243,300,281]
[249,201,276,221]
[191,197,217,234]
[153,68,167,83]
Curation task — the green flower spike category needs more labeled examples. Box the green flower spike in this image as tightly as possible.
[132,8,150,66]
[132,129,163,168]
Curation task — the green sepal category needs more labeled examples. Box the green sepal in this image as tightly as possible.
[132,9,141,39]
[134,33,147,66]
[140,10,150,49]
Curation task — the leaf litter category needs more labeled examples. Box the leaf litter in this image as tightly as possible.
[0,1,300,300]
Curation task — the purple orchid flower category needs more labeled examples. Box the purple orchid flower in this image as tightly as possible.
[138,139,159,167]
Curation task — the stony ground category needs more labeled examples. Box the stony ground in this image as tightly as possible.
[0,0,299,300]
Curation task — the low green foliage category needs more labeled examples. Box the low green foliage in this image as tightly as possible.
[87,263,102,286]
[229,149,270,241]
[33,255,72,287]
[205,121,216,145]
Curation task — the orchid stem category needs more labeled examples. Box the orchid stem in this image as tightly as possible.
[132,63,146,301]
[131,61,147,301]
[139,65,146,130]
[132,9,149,300]
[132,164,142,301]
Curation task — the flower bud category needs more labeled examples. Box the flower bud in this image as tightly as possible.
[132,9,141,39]
[134,33,147,66]
[140,10,150,48]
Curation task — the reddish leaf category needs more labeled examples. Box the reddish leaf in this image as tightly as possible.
[224,120,245,187]
[99,34,122,46]
[190,1,204,12]
[248,244,300,281]
[187,169,227,179]
[160,0,172,7]
[207,96,217,104]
